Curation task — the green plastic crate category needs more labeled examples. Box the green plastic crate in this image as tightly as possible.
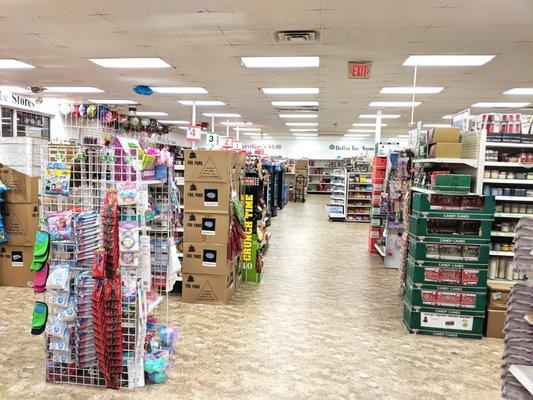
[408,216,492,243]
[411,193,495,221]
[403,299,484,339]
[406,258,488,288]
[427,174,472,193]
[404,278,487,313]
[408,240,490,264]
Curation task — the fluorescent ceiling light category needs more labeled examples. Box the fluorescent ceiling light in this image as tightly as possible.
[369,101,421,107]
[471,102,530,108]
[135,111,168,117]
[348,129,374,133]
[290,128,318,132]
[44,86,104,93]
[359,114,401,119]
[0,86,32,94]
[272,101,319,106]
[345,134,371,137]
[0,59,35,69]
[89,58,171,68]
[380,87,444,94]
[262,88,319,94]
[202,113,241,118]
[279,114,317,119]
[292,133,318,137]
[442,114,477,120]
[243,132,262,136]
[423,123,450,128]
[396,135,410,138]
[88,99,137,104]
[151,87,207,94]
[503,88,533,95]
[177,126,188,130]
[236,127,261,131]
[158,120,190,124]
[353,123,388,127]
[403,55,495,66]
[295,137,316,140]
[285,122,318,126]
[178,100,226,106]
[221,121,253,126]
[241,56,319,68]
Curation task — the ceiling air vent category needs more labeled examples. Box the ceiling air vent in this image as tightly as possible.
[273,105,319,112]
[275,30,318,43]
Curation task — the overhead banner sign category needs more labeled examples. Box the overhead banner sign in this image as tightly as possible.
[186,125,202,141]
[451,109,471,133]
[348,61,372,79]
[0,89,37,110]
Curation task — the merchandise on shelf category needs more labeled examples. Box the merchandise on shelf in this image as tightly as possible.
[307,159,344,194]
[346,161,372,223]
[368,156,387,249]
[327,168,347,220]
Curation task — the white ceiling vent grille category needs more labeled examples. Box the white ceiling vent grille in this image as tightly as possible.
[275,30,318,43]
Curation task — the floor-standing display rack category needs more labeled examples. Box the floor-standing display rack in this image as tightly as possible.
[39,139,177,389]
[307,159,343,194]
[328,168,347,220]
[346,167,372,223]
[368,156,387,251]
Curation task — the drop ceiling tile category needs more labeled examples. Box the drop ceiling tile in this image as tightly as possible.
[208,10,321,30]
[323,7,443,28]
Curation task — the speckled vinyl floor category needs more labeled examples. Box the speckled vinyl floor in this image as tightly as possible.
[0,195,502,399]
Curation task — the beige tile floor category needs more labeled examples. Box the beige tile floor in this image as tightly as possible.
[0,195,503,399]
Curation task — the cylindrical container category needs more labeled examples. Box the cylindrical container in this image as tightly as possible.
[503,203,511,213]
[489,259,498,279]
[501,243,510,252]
[499,171,507,179]
[519,204,527,213]
[498,259,507,279]
[511,203,519,213]
[491,170,500,179]
[496,204,504,212]
[493,243,501,251]
[507,171,515,179]
[503,188,512,196]
[501,222,510,232]
[513,271,520,280]
[484,170,491,178]
[506,262,514,280]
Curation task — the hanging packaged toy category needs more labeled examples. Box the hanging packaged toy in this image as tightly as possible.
[119,220,140,252]
[47,211,74,241]
[44,162,71,196]
[117,182,139,206]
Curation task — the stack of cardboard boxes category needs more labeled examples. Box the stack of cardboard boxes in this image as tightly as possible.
[425,127,462,158]
[182,150,244,304]
[485,281,512,338]
[0,166,40,287]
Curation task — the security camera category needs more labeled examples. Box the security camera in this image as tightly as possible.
[30,86,44,94]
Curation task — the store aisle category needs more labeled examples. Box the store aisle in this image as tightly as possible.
[0,196,502,400]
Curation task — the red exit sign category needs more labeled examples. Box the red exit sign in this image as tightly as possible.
[348,61,372,79]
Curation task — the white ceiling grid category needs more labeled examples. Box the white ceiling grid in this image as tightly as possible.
[0,0,531,137]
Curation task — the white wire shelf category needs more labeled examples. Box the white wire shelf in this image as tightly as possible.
[485,178,533,185]
[411,186,475,196]
[412,158,478,167]
[491,231,515,237]
[489,251,515,257]
[484,161,533,168]
[486,142,533,149]
[495,196,533,202]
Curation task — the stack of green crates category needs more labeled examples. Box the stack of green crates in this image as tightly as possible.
[403,192,495,339]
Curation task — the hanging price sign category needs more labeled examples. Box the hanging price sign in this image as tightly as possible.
[206,132,219,150]
[186,125,202,141]
[221,136,233,148]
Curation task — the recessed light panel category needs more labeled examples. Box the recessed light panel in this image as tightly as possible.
[471,102,530,108]
[89,58,171,68]
[262,88,319,94]
[359,114,401,119]
[151,87,208,93]
[158,120,190,124]
[290,128,318,132]
[272,101,319,106]
[423,123,450,128]
[135,111,168,117]
[241,57,319,68]
[88,99,137,104]
[503,88,533,95]
[45,87,104,93]
[178,100,226,106]
[352,123,388,127]
[380,87,444,94]
[202,113,241,118]
[347,129,374,133]
[285,122,318,126]
[236,127,261,131]
[345,134,371,137]
[292,133,318,137]
[0,59,35,69]
[369,101,421,107]
[403,55,495,66]
[279,114,318,119]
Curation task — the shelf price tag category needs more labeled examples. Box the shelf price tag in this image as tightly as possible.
[186,125,202,141]
[205,132,219,150]
[221,136,233,148]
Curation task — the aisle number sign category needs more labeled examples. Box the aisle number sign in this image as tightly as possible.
[186,125,202,141]
[205,132,218,150]
[348,61,372,79]
[221,136,233,148]
[233,140,242,150]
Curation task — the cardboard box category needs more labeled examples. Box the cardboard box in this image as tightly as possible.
[184,181,231,214]
[428,143,462,158]
[184,150,237,183]
[2,202,39,246]
[0,166,40,203]
[182,242,234,275]
[0,244,34,287]
[183,212,230,244]
[428,127,460,143]
[182,270,235,304]
[488,287,511,310]
[485,309,506,338]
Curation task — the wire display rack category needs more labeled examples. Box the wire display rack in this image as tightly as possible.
[40,137,176,389]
